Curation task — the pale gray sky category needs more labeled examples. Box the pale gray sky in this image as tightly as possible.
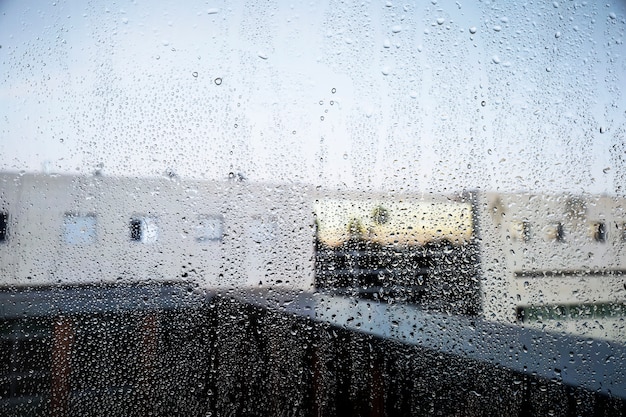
[1,0,624,195]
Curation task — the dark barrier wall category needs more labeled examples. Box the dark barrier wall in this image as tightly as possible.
[1,295,624,417]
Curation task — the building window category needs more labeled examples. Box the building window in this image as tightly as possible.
[0,212,7,242]
[63,213,97,245]
[510,220,531,242]
[129,216,159,244]
[556,223,565,242]
[248,217,277,245]
[546,222,565,242]
[590,222,607,243]
[196,215,224,242]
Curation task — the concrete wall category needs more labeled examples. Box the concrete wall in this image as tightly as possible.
[0,173,315,290]
[476,192,626,340]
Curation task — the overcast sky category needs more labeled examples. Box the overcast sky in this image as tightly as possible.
[1,0,625,195]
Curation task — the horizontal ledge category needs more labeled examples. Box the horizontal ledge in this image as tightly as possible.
[514,269,626,278]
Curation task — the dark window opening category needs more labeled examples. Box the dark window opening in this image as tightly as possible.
[593,222,607,243]
[521,221,531,242]
[555,222,565,242]
[0,212,7,242]
[130,219,143,242]
[517,303,626,323]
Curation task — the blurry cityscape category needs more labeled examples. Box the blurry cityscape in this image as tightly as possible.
[0,172,624,416]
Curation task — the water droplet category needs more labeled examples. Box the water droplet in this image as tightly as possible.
[330,100,334,105]
[392,25,402,33]
[122,17,129,24]
[481,100,486,107]
[383,39,391,48]
[319,100,324,105]
[331,88,336,94]
[320,116,325,121]
[555,31,561,38]
[382,66,391,75]
[493,25,501,32]
[409,91,417,98]
[214,77,222,85]
[609,12,616,19]
[207,8,219,14]
[436,17,445,25]
[553,1,559,8]
[469,26,477,34]
[192,71,198,78]
[599,126,606,134]
[258,51,268,59]
[343,153,348,160]
[492,55,501,64]
[546,67,551,72]
[292,130,296,135]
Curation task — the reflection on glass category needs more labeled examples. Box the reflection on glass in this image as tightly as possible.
[62,214,97,245]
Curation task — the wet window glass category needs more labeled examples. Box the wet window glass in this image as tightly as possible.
[0,1,625,416]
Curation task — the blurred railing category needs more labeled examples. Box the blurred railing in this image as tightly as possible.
[0,284,624,416]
